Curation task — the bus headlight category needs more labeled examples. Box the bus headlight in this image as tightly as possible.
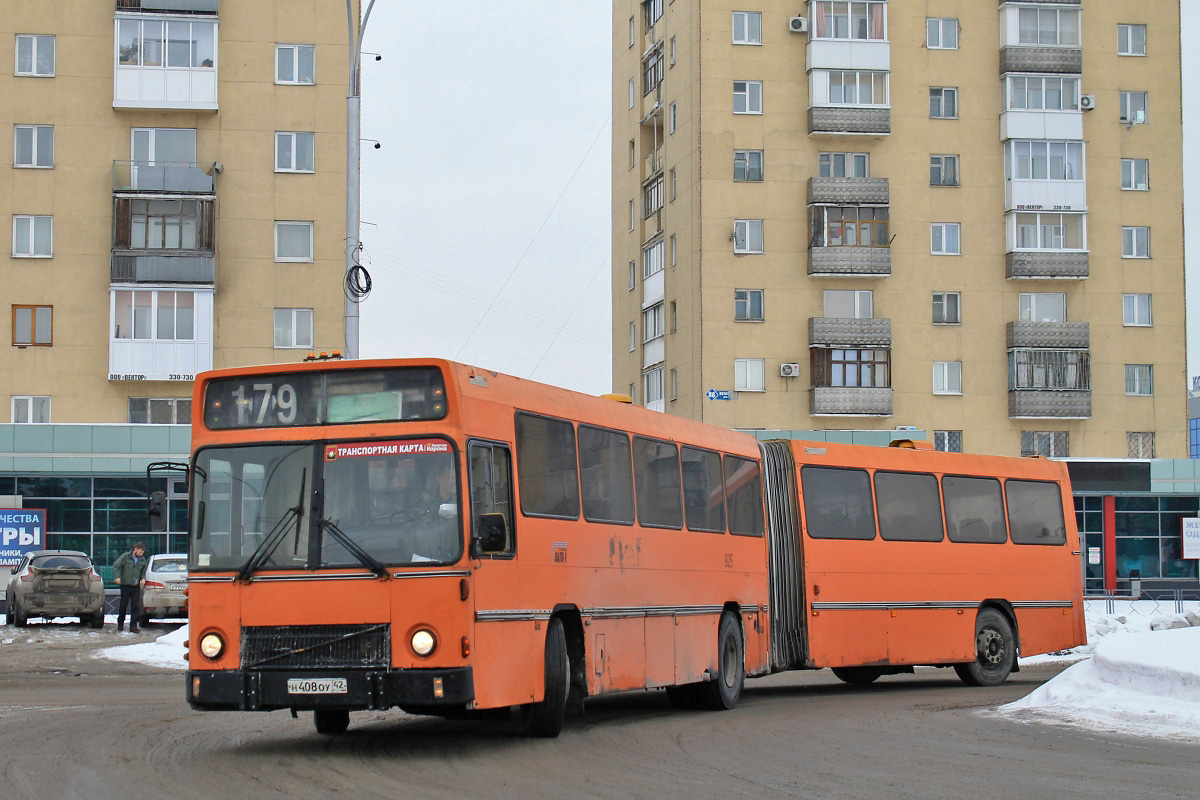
[199,632,225,660]
[411,629,436,657]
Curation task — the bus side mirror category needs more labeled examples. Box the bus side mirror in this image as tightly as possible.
[474,513,508,554]
[148,491,168,532]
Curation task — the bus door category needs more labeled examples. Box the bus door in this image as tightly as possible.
[760,441,808,670]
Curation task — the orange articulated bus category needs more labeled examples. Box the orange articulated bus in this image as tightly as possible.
[181,358,1084,735]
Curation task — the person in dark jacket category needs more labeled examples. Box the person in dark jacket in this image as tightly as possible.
[113,542,148,633]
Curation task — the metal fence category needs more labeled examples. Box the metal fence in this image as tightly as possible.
[1085,590,1200,617]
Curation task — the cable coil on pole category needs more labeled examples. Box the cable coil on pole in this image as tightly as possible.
[345,262,372,302]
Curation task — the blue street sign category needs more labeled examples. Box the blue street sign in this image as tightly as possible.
[0,509,46,567]
[705,388,732,401]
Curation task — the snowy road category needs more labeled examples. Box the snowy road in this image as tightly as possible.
[1,627,1197,800]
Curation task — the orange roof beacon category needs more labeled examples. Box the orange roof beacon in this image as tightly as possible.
[181,358,1085,735]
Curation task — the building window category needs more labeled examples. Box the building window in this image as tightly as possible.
[12,305,52,346]
[113,290,195,341]
[1012,212,1085,251]
[1019,292,1066,322]
[645,0,663,28]
[275,221,314,262]
[1121,158,1149,190]
[1125,364,1153,396]
[733,81,763,114]
[735,358,765,392]
[819,152,869,178]
[12,215,52,257]
[1018,7,1079,46]
[669,102,677,133]
[670,168,677,200]
[929,87,958,118]
[131,127,196,164]
[643,46,664,96]
[643,303,665,342]
[14,125,53,168]
[119,18,215,69]
[129,397,191,424]
[1127,432,1155,458]
[644,367,665,412]
[629,200,635,231]
[274,132,314,173]
[628,78,635,109]
[1009,349,1089,390]
[825,71,887,106]
[670,36,676,66]
[732,11,762,44]
[629,322,636,352]
[932,292,960,324]
[734,219,764,253]
[930,155,959,186]
[811,206,889,248]
[11,396,50,423]
[124,199,209,251]
[276,44,314,84]
[15,34,55,76]
[931,223,960,255]
[628,140,635,169]
[823,289,872,319]
[670,368,678,401]
[274,308,313,348]
[629,16,635,47]
[934,430,963,453]
[1006,140,1084,181]
[628,260,636,291]
[670,235,677,266]
[926,18,958,49]
[811,349,890,388]
[1120,91,1147,124]
[734,289,764,321]
[1006,75,1080,112]
[643,239,665,279]
[643,173,664,218]
[1118,24,1147,56]
[1122,226,1150,258]
[12,395,52,424]
[1123,293,1152,326]
[734,150,763,181]
[933,361,963,395]
[670,300,677,332]
[1021,431,1069,458]
[813,2,886,41]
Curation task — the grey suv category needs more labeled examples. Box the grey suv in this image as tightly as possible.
[5,551,105,627]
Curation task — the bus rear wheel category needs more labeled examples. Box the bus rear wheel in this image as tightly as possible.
[313,708,349,735]
[954,608,1015,687]
[520,617,569,737]
[697,612,744,710]
[831,666,884,685]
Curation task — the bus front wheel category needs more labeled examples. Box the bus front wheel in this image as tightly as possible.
[697,612,744,710]
[313,708,350,735]
[954,608,1015,687]
[520,616,569,737]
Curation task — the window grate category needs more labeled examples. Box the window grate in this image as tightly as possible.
[241,623,390,670]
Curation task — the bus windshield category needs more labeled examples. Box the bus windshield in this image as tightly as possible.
[190,440,462,571]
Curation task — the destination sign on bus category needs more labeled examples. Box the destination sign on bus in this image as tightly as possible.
[203,367,447,430]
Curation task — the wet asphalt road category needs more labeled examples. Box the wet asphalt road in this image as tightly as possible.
[0,621,1196,800]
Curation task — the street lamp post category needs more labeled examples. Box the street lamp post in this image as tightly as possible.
[344,0,378,359]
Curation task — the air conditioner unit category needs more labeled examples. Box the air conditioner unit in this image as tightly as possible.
[895,426,917,431]
[780,363,801,377]
[788,16,809,34]
[1079,94,1096,111]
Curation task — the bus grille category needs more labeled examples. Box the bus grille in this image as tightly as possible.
[241,623,390,669]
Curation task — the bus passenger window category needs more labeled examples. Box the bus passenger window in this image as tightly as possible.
[469,443,515,554]
[578,425,635,525]
[514,413,580,519]
[724,455,763,537]
[1006,480,1066,545]
[682,446,726,533]
[633,436,683,529]
[800,466,874,540]
[875,471,944,542]
[942,476,1007,543]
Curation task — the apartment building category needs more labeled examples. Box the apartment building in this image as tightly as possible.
[612,0,1185,458]
[1,1,353,573]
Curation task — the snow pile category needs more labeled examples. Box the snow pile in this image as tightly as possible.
[96,623,188,670]
[1018,601,1200,665]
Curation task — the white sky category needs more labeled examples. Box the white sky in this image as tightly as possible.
[359,4,1200,395]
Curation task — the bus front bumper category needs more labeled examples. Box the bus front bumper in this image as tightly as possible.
[187,667,474,712]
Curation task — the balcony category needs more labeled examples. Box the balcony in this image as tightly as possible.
[1005,179,1086,214]
[806,39,890,73]
[1009,390,1091,418]
[999,47,1082,76]
[111,254,214,284]
[1007,321,1088,350]
[114,11,218,110]
[808,247,890,277]
[1006,251,1088,280]
[810,387,893,417]
[808,106,890,136]
[809,317,891,348]
[113,161,215,193]
[108,287,214,382]
[1008,346,1091,419]
[1000,110,1083,141]
[117,1,219,10]
[111,196,216,285]
[808,177,888,205]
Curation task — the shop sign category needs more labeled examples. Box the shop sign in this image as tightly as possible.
[1183,518,1200,560]
[0,509,46,567]
[1087,547,1101,565]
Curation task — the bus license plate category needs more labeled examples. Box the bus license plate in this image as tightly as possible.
[287,678,348,695]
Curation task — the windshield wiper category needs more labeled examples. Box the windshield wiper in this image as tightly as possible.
[236,468,307,582]
[316,518,389,578]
